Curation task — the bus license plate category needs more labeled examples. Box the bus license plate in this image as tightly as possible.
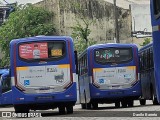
[36,96,54,100]
[36,89,51,93]
[109,91,123,95]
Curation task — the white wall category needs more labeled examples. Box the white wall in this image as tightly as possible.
[131,4,152,33]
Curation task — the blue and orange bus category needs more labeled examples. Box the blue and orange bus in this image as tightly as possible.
[10,36,77,114]
[138,42,159,105]
[150,0,160,103]
[78,43,141,109]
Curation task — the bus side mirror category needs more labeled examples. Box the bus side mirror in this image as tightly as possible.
[74,51,78,74]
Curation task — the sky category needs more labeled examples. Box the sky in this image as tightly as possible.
[0,0,150,9]
[1,0,150,5]
[104,0,150,9]
[1,0,42,4]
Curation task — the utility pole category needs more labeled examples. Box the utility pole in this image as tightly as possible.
[113,0,120,43]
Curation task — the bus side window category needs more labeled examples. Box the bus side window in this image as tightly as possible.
[145,51,147,70]
[84,54,87,74]
[81,57,84,75]
[150,47,154,68]
[2,76,11,93]
[148,48,151,69]
[142,52,144,71]
[147,49,150,69]
[74,51,78,74]
[139,53,142,72]
[80,58,82,75]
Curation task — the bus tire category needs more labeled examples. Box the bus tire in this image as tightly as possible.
[121,101,127,108]
[128,100,134,107]
[115,102,120,108]
[92,102,98,109]
[66,106,73,114]
[14,105,29,113]
[153,95,159,105]
[140,99,146,105]
[58,106,65,115]
[86,103,91,109]
[81,104,86,109]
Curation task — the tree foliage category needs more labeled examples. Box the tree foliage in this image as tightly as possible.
[71,3,96,53]
[140,38,152,47]
[71,20,96,52]
[0,4,56,67]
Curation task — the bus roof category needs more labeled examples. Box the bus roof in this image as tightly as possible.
[87,43,138,50]
[10,36,73,44]
[78,43,138,59]
[139,42,153,52]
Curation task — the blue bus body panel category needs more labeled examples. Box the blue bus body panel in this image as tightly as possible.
[1,91,12,105]
[12,83,77,104]
[90,81,141,99]
[150,0,160,103]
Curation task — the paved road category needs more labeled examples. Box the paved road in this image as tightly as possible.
[0,100,160,120]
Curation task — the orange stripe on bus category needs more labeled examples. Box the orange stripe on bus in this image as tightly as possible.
[16,67,28,71]
[93,68,103,72]
[126,66,136,70]
[58,64,70,68]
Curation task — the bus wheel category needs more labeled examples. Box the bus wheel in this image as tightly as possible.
[121,101,127,108]
[153,95,159,105]
[86,103,91,109]
[140,99,146,105]
[115,102,120,108]
[127,100,134,107]
[81,104,86,109]
[92,102,98,109]
[66,106,73,114]
[14,105,29,113]
[58,106,65,115]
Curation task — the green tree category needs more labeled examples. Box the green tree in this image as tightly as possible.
[0,4,56,67]
[140,38,151,47]
[71,20,96,52]
[71,3,96,53]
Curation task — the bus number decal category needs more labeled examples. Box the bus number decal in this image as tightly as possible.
[51,49,62,56]
[118,69,126,73]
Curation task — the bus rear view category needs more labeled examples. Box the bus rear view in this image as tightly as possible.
[10,36,77,114]
[79,43,141,109]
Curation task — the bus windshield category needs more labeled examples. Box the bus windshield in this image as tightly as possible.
[94,48,132,64]
[19,41,66,61]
